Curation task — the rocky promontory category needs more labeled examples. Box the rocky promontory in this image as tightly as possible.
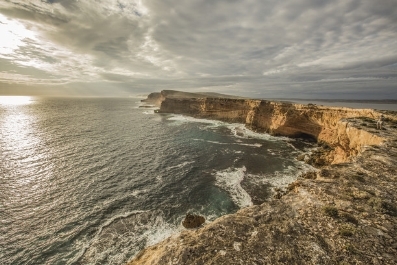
[130,90,397,264]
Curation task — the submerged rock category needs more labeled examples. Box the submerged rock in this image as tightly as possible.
[182,214,205,228]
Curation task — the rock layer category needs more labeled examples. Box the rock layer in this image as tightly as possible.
[155,90,388,164]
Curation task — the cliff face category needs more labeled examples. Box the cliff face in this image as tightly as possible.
[158,94,385,164]
[140,92,165,106]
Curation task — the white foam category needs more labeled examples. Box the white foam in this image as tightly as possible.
[72,210,182,265]
[240,143,262,147]
[145,217,181,247]
[142,110,155,115]
[134,100,156,109]
[214,166,253,208]
[156,175,163,182]
[165,161,194,171]
[167,114,224,126]
[71,210,148,264]
[132,189,147,197]
[228,124,289,141]
[193,138,262,148]
[167,114,291,145]
[248,162,315,191]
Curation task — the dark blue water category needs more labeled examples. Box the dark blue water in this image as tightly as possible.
[0,97,313,265]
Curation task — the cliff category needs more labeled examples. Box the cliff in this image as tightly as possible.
[155,91,389,164]
[128,91,397,265]
[141,90,245,107]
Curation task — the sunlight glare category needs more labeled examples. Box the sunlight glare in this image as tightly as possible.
[0,14,37,56]
[0,96,33,106]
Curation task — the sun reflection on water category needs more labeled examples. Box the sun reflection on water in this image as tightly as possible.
[0,97,51,192]
[0,96,33,106]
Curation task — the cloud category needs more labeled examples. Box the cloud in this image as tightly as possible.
[0,0,396,98]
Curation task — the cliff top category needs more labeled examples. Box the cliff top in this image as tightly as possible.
[160,90,246,99]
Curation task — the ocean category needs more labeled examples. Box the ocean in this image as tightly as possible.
[1,97,314,265]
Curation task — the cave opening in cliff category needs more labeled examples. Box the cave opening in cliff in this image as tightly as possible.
[294,132,317,142]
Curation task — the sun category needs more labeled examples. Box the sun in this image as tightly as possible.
[0,14,37,56]
[0,96,33,106]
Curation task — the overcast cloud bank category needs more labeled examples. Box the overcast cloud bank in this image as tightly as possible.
[0,0,396,98]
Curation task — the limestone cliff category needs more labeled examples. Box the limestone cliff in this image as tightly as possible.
[156,91,388,164]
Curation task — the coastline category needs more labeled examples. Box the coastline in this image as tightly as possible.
[128,91,397,264]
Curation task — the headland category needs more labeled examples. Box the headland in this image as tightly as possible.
[129,90,397,264]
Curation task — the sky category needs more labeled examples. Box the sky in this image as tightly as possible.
[0,0,396,99]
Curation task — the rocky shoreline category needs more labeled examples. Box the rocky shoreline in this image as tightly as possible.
[128,91,397,265]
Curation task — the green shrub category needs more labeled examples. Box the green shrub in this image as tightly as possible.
[340,213,359,225]
[367,197,397,216]
[380,201,397,217]
[339,225,354,237]
[323,206,339,218]
[344,243,356,253]
[351,174,365,182]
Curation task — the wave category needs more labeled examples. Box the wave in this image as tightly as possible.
[246,161,315,192]
[214,158,315,208]
[214,166,253,209]
[167,115,225,126]
[228,124,290,141]
[193,138,262,147]
[72,210,180,265]
[166,114,290,143]
[165,161,194,171]
[131,189,148,197]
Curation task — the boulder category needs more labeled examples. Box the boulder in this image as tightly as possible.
[182,214,205,228]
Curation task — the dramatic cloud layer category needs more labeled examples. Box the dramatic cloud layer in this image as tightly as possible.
[0,0,396,98]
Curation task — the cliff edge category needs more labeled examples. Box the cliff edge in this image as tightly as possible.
[129,91,397,265]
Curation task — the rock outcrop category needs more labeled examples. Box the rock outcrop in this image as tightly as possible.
[127,91,397,265]
[182,214,206,229]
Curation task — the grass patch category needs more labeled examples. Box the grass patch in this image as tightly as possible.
[367,197,397,216]
[368,197,382,209]
[351,174,365,182]
[380,201,397,217]
[339,225,355,237]
[323,206,339,218]
[340,213,359,225]
[344,243,356,253]
[364,189,376,196]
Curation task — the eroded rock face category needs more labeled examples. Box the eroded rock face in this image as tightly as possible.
[156,91,390,164]
[140,92,164,106]
[182,214,205,229]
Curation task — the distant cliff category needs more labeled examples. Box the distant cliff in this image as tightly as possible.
[150,90,387,164]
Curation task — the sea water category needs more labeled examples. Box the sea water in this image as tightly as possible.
[0,97,314,265]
